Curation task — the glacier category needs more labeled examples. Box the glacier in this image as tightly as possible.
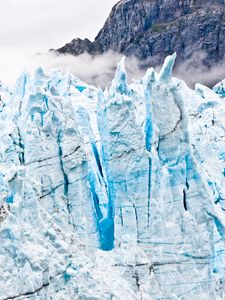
[1,54,225,299]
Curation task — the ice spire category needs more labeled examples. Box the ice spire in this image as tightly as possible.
[159,53,177,82]
[110,56,129,95]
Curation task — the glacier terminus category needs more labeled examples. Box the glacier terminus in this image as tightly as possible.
[1,54,225,299]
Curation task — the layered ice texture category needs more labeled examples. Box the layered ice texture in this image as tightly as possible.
[1,55,225,299]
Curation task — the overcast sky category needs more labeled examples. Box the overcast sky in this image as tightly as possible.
[0,0,119,85]
[0,0,118,53]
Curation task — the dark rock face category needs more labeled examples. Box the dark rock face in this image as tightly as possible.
[56,0,225,83]
[57,38,101,56]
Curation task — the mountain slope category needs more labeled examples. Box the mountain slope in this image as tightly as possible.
[56,0,225,84]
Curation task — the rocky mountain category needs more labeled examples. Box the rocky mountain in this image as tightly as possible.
[56,0,225,85]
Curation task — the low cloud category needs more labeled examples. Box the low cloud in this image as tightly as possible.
[0,48,143,88]
[173,51,225,88]
[0,47,225,90]
[36,51,143,87]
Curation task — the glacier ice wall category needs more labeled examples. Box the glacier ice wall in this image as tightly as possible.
[1,55,225,299]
